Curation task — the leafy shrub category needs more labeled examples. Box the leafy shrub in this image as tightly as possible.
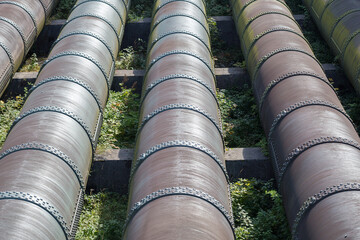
[19,53,42,72]
[217,85,268,154]
[51,0,77,20]
[231,178,291,240]
[208,17,244,68]
[206,0,231,16]
[97,85,140,152]
[75,192,128,240]
[116,39,146,70]
[128,0,153,21]
[0,95,25,148]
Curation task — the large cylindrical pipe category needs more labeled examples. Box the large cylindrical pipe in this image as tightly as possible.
[0,0,59,96]
[303,0,360,94]
[231,0,360,239]
[123,0,235,239]
[0,0,129,239]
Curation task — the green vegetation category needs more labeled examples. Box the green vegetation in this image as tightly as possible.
[75,192,128,240]
[96,85,140,152]
[285,0,304,15]
[217,85,268,154]
[208,17,244,68]
[19,53,43,72]
[206,0,232,16]
[50,0,77,20]
[115,39,147,70]
[337,88,360,135]
[74,179,290,240]
[0,95,25,148]
[128,0,153,21]
[231,178,291,240]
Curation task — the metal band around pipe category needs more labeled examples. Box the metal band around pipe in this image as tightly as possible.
[147,30,211,56]
[0,1,38,35]
[259,71,335,111]
[0,191,70,239]
[69,189,84,238]
[292,182,360,239]
[41,51,110,89]
[234,0,290,25]
[277,137,360,189]
[71,0,124,25]
[151,14,209,37]
[0,142,85,190]
[341,30,360,62]
[123,186,235,235]
[268,99,355,141]
[51,31,115,62]
[9,106,96,152]
[29,76,104,113]
[245,27,310,60]
[240,11,297,40]
[146,50,215,79]
[137,103,223,140]
[0,17,27,59]
[36,0,47,19]
[153,0,206,19]
[329,9,360,39]
[140,74,218,108]
[319,0,337,22]
[0,41,14,74]
[65,13,121,47]
[129,140,229,183]
[252,47,323,80]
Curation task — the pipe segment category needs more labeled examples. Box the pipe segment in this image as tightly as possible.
[304,0,360,94]
[231,0,360,239]
[0,0,59,96]
[123,0,235,239]
[0,0,129,239]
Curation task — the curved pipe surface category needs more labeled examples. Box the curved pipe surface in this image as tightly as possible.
[231,0,360,239]
[0,0,129,239]
[123,0,234,239]
[0,0,58,96]
[304,0,360,94]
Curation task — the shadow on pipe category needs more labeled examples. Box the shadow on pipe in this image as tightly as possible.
[0,0,129,238]
[231,0,360,239]
[0,0,59,96]
[304,0,360,95]
[123,0,235,239]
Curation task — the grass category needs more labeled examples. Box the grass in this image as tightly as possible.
[75,192,128,240]
[231,178,291,240]
[96,85,140,152]
[74,179,291,240]
[115,39,147,70]
[50,0,77,20]
[217,85,268,154]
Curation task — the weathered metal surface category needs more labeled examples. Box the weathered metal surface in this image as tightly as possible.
[0,0,58,96]
[0,0,129,239]
[123,0,235,239]
[231,0,360,239]
[304,0,360,94]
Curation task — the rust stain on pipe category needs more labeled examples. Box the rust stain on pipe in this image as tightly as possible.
[123,0,235,239]
[231,0,360,239]
[0,0,129,238]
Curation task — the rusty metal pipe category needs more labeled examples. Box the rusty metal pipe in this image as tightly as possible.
[0,0,59,96]
[123,0,235,239]
[0,0,129,238]
[231,0,360,239]
[303,0,360,94]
